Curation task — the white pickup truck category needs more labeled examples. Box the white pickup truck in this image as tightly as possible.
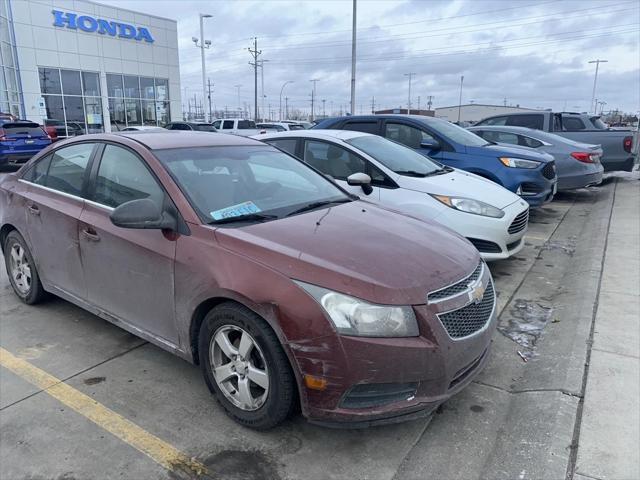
[211,119,266,137]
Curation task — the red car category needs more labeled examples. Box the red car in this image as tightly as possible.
[0,132,496,428]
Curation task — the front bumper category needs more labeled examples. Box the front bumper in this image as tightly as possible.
[434,200,530,261]
[291,270,498,427]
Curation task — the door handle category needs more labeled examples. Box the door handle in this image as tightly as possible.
[81,228,100,242]
[27,205,40,216]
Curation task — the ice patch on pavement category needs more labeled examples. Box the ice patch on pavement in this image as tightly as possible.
[498,299,554,360]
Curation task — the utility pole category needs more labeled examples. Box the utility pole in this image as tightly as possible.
[310,79,319,121]
[503,97,507,107]
[350,0,357,115]
[206,78,213,122]
[404,73,415,114]
[417,95,421,111]
[588,59,608,114]
[371,96,375,113]
[427,95,433,111]
[457,75,464,124]
[322,99,326,117]
[248,37,262,121]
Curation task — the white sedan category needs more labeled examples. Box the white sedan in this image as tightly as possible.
[255,130,530,261]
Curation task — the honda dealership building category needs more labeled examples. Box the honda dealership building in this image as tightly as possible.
[1,0,182,134]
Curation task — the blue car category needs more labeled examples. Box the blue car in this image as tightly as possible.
[0,120,51,167]
[314,115,557,206]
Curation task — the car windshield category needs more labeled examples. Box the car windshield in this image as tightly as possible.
[194,124,216,132]
[428,120,490,147]
[346,135,442,175]
[154,146,350,224]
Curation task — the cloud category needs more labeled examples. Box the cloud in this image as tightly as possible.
[104,0,640,116]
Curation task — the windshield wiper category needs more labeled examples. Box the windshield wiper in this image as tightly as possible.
[394,170,429,177]
[209,213,278,225]
[286,199,351,217]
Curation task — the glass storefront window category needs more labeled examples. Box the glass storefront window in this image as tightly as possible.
[156,102,169,125]
[155,78,168,101]
[39,68,62,95]
[61,70,82,96]
[108,97,126,130]
[123,76,140,98]
[142,100,156,125]
[125,99,142,126]
[63,96,85,132]
[82,72,100,97]
[43,95,65,122]
[140,77,154,100]
[107,74,124,98]
[84,97,103,133]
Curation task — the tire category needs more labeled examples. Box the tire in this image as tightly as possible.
[3,230,47,305]
[199,302,296,429]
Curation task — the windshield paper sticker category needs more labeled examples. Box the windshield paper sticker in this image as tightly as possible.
[211,201,261,220]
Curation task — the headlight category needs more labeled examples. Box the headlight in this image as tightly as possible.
[499,157,540,169]
[295,281,419,337]
[431,194,505,218]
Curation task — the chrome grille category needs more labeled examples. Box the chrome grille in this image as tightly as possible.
[508,208,529,234]
[438,280,495,339]
[428,262,483,301]
[542,161,556,180]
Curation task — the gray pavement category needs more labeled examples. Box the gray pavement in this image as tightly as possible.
[0,170,637,480]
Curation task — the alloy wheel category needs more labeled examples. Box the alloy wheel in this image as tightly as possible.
[210,325,270,411]
[9,243,31,295]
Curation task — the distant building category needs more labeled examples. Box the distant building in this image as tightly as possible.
[375,108,435,117]
[435,104,539,123]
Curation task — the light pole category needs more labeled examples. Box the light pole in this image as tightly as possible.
[193,14,212,122]
[279,81,293,121]
[404,73,415,114]
[457,75,464,124]
[350,0,357,116]
[588,59,608,114]
[310,79,319,121]
[234,84,242,115]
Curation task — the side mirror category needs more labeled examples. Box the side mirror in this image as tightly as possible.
[110,198,177,231]
[420,138,441,150]
[347,172,373,195]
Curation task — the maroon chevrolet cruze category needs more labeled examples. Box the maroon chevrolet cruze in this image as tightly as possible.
[0,132,496,428]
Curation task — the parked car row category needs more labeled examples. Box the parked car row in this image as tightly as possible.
[1,130,496,429]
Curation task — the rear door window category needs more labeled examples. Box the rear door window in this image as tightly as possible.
[518,135,543,148]
[92,144,165,208]
[505,114,544,129]
[222,120,234,129]
[493,132,519,145]
[44,143,95,196]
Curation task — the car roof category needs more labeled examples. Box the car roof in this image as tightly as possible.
[468,125,537,134]
[71,131,266,150]
[257,129,371,142]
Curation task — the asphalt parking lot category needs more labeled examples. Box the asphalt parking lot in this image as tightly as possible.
[0,167,630,480]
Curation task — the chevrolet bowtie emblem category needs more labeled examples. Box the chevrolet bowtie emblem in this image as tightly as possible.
[468,280,485,304]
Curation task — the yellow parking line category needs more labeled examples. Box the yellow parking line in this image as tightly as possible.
[0,347,208,477]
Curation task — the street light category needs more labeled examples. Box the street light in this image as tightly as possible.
[234,84,242,114]
[259,59,270,122]
[193,14,212,122]
[457,75,464,124]
[588,59,608,114]
[279,81,293,121]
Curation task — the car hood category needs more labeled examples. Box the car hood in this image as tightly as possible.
[397,169,521,210]
[470,144,554,162]
[214,201,479,305]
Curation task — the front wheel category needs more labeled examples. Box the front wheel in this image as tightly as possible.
[199,302,296,429]
[3,230,47,304]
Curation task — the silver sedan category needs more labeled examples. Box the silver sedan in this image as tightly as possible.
[468,126,604,191]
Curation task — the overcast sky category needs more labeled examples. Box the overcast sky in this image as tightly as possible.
[105,0,639,117]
